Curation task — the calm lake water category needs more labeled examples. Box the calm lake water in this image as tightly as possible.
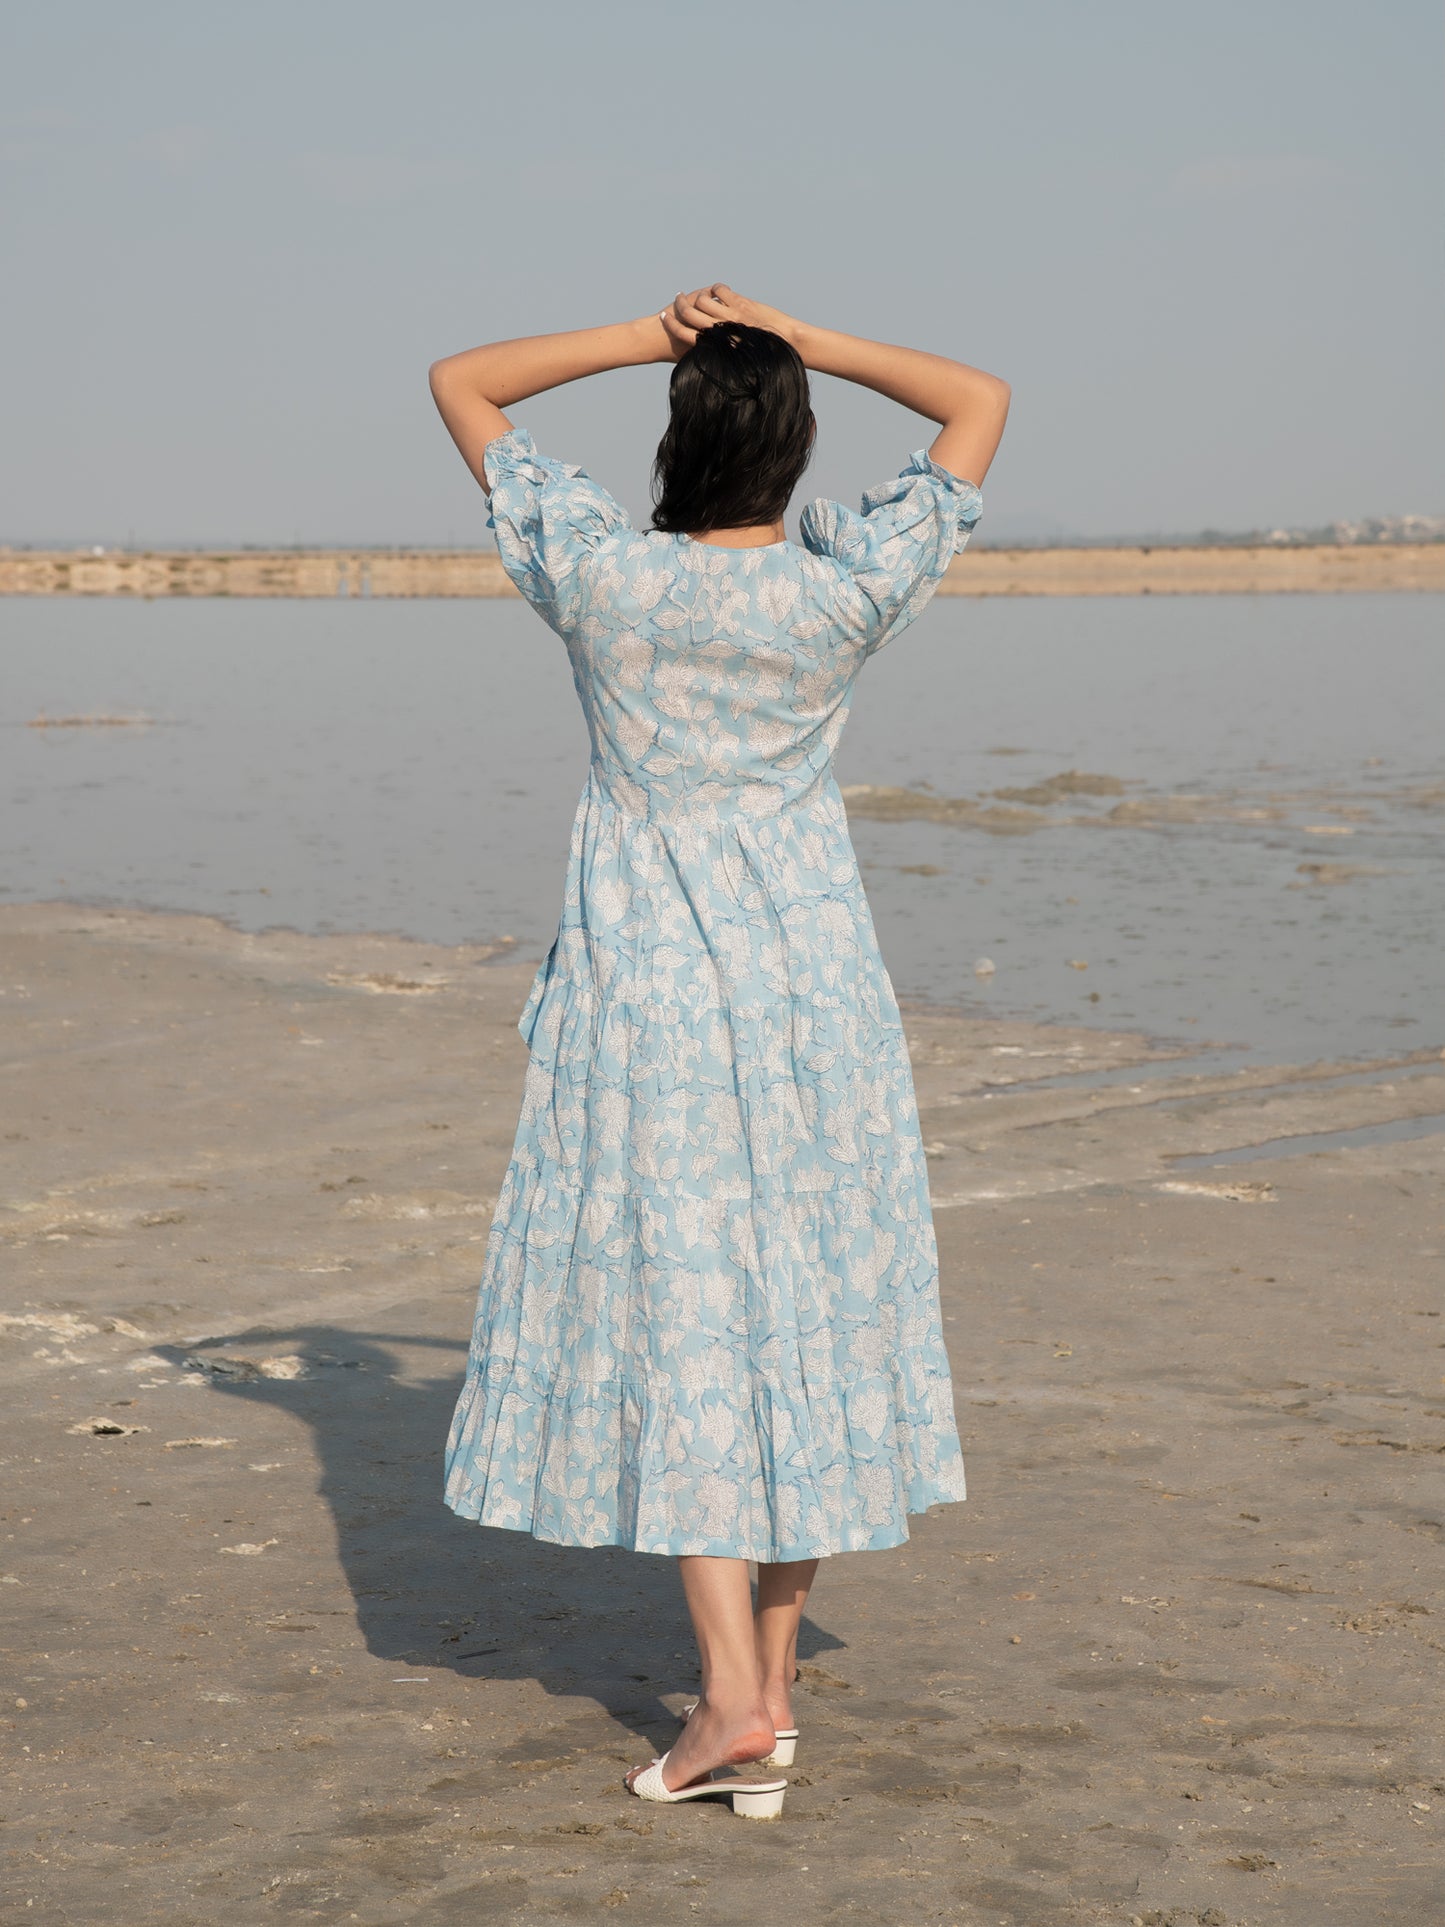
[5,592,1442,1067]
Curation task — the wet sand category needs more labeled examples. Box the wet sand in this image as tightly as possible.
[3,541,1444,598]
[3,901,1442,1925]
[842,770,1445,839]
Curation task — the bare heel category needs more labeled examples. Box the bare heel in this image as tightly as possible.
[682,1700,799,1770]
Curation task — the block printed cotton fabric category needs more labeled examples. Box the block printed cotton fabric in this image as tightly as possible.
[443,427,983,1560]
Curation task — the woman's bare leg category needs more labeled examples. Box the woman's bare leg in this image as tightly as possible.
[754,1558,818,1732]
[624,1555,774,1793]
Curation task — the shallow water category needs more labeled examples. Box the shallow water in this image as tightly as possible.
[1168,1109,1445,1167]
[4,592,1441,1065]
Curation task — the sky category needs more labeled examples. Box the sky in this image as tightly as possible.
[1,0,1439,546]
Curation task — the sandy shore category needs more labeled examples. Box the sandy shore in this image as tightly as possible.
[3,901,1442,1925]
[3,542,1443,598]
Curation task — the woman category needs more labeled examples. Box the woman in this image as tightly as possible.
[429,284,1010,1816]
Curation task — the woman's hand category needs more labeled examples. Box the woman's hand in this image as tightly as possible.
[659,284,802,357]
[655,282,1011,482]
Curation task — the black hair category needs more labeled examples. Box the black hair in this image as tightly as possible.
[651,321,815,535]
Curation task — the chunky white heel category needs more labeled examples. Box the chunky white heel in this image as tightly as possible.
[680,1700,798,1769]
[627,1750,787,1819]
[728,1780,787,1819]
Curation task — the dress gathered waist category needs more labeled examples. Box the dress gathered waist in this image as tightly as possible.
[579,759,846,830]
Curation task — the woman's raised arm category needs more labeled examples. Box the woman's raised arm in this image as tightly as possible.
[428,314,675,494]
[665,285,1011,488]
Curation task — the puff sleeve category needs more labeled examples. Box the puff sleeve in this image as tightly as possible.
[799,450,983,656]
[483,427,633,636]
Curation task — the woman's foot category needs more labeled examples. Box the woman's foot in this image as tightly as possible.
[758,1662,800,1736]
[760,1679,794,1736]
[625,1693,775,1795]
[680,1664,798,1729]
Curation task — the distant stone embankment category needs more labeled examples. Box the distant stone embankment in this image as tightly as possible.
[2,542,1441,598]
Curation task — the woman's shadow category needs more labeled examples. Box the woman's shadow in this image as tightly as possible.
[158,1325,845,1755]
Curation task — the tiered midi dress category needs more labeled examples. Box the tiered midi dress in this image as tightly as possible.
[443,427,983,1561]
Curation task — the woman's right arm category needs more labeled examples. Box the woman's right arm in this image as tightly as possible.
[429,314,676,495]
[666,285,1011,487]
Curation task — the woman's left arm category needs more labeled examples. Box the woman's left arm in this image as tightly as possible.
[428,315,674,494]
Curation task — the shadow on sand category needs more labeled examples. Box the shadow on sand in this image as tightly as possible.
[156,1325,845,1755]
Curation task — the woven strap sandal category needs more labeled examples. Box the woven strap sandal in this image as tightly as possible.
[680,1700,799,1769]
[627,1750,787,1819]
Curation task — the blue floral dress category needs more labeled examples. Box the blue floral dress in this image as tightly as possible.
[443,427,982,1561]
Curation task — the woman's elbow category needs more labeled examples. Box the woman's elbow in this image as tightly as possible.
[950,367,1011,417]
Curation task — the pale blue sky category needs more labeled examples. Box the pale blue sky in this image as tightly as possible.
[2,0,1439,545]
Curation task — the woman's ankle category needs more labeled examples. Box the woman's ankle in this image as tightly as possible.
[756,1670,794,1716]
[695,1680,771,1720]
[755,1651,796,1691]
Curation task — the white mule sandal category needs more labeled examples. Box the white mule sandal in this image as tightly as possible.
[626,1750,787,1819]
[680,1700,799,1769]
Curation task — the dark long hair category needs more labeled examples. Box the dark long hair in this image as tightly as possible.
[651,322,815,534]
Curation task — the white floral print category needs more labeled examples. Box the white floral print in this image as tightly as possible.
[443,428,982,1559]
